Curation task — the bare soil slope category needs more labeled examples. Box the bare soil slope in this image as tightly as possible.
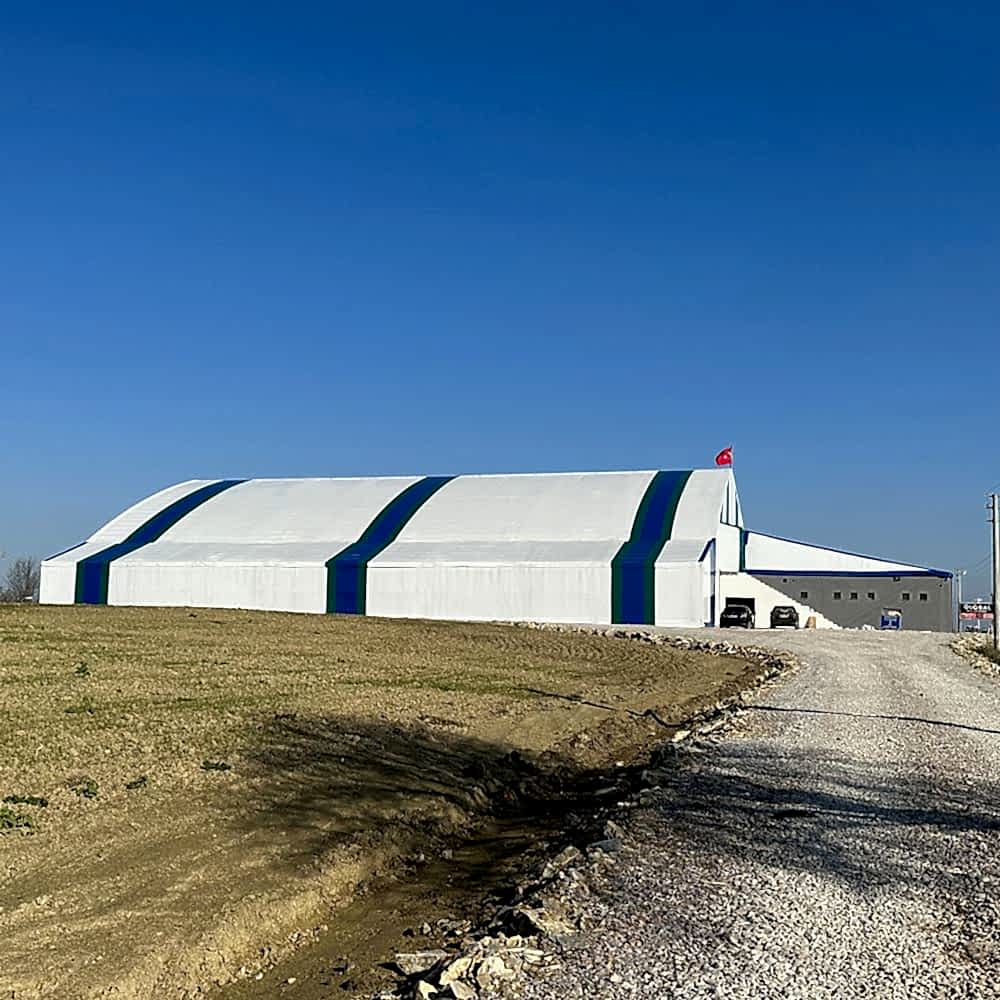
[0,606,757,999]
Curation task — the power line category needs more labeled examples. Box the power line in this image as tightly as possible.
[960,553,991,574]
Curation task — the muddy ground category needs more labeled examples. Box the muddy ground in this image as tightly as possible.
[0,606,763,999]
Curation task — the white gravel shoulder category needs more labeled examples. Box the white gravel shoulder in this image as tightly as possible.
[515,629,1000,1000]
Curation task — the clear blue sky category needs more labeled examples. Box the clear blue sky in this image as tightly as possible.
[3,3,998,593]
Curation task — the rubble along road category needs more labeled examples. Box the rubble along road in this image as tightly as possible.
[513,629,1000,1000]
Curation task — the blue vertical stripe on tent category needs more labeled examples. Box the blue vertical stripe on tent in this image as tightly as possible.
[74,480,246,605]
[327,476,455,615]
[611,470,692,625]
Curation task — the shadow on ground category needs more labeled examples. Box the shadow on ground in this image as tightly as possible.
[646,737,1000,898]
[238,713,607,869]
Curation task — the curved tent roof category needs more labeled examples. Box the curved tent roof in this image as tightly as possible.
[41,470,738,625]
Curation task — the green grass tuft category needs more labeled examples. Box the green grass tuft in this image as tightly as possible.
[68,777,99,799]
[3,794,48,808]
[0,806,35,832]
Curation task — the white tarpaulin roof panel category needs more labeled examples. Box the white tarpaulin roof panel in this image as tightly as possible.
[150,477,422,544]
[672,470,737,537]
[382,471,656,543]
[745,531,946,576]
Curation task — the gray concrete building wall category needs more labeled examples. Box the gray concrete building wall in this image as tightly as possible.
[752,574,953,631]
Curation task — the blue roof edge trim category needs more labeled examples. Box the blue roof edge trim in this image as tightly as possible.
[745,530,950,578]
[43,541,86,561]
[748,569,952,579]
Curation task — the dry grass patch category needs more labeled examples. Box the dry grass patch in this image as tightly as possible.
[951,633,1000,679]
[0,604,758,999]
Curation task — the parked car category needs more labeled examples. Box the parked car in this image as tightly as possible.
[720,604,754,628]
[770,605,800,629]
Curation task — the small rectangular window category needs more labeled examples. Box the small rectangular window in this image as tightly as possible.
[850,592,858,600]
[902,592,910,601]
[919,592,928,602]
[800,591,809,600]
[867,591,876,600]
[833,591,842,600]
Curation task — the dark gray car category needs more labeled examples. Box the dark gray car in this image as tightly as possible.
[721,604,754,628]
[770,605,800,628]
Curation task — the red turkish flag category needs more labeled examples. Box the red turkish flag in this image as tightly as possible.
[715,446,733,467]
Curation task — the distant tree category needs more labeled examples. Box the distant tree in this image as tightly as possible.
[2,557,40,602]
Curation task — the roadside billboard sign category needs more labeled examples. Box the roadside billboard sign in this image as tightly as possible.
[959,601,994,620]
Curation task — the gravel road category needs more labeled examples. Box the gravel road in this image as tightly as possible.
[515,629,1000,1000]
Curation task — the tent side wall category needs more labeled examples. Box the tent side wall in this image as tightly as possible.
[107,559,329,614]
[368,557,620,624]
[38,560,79,606]
[654,560,709,627]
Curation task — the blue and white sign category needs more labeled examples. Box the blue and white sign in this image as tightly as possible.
[880,610,902,630]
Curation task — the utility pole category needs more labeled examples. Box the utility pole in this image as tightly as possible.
[955,568,964,633]
[992,494,1000,651]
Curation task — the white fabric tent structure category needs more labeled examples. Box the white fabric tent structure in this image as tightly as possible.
[41,467,952,628]
[40,470,741,627]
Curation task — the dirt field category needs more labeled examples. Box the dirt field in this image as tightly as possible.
[0,606,760,999]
